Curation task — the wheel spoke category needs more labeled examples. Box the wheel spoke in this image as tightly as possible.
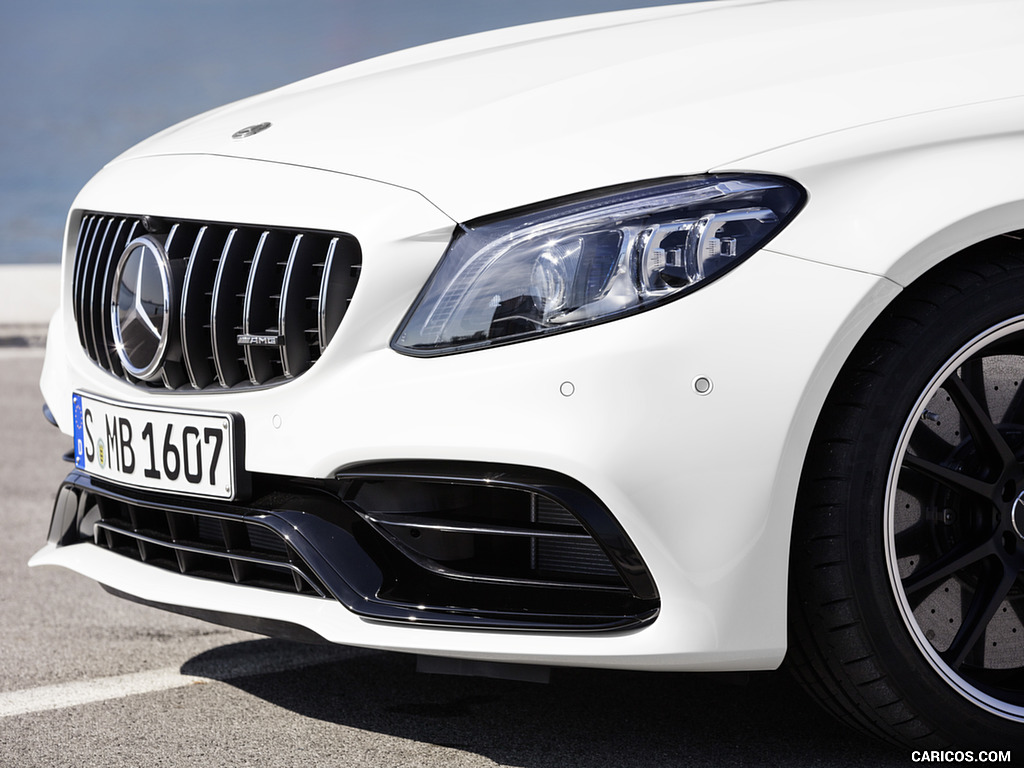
[1001,366,1024,425]
[960,357,991,425]
[908,424,956,462]
[944,373,1017,470]
[895,519,941,612]
[902,536,997,596]
[941,562,1019,670]
[902,453,995,502]
[898,463,948,503]
[894,518,934,555]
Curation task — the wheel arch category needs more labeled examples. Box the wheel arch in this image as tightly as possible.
[780,223,1024,574]
[778,227,1024,747]
[771,215,1024,660]
[760,110,1024,580]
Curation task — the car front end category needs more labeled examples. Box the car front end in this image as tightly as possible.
[32,0,1024,749]
[36,149,869,668]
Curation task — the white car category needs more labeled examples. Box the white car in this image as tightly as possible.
[32,0,1024,751]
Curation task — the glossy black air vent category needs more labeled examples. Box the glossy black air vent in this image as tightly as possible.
[347,480,625,590]
[72,213,361,390]
[336,461,661,608]
[92,496,330,597]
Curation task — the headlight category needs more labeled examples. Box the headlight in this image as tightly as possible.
[393,174,805,355]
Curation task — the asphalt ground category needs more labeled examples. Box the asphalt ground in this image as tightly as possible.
[1,346,917,767]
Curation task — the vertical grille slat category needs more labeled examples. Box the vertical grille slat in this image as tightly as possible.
[278,235,303,377]
[317,236,361,354]
[163,222,180,253]
[71,215,97,327]
[93,218,124,371]
[100,219,138,378]
[181,226,232,389]
[241,231,281,385]
[83,217,116,361]
[279,233,323,377]
[72,213,361,391]
[181,226,212,389]
[73,215,101,348]
[162,225,191,382]
[212,228,257,388]
[157,223,191,390]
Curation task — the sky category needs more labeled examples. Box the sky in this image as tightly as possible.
[0,0,695,264]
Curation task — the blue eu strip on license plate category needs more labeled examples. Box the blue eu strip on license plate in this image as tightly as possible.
[72,392,238,500]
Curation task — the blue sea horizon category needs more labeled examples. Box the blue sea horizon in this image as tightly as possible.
[0,0,684,265]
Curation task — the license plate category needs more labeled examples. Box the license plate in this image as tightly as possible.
[72,392,240,500]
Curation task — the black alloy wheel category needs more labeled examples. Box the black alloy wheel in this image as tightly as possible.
[789,241,1024,751]
[889,320,1024,721]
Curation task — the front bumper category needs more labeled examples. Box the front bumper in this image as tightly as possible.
[44,464,659,632]
[35,154,900,670]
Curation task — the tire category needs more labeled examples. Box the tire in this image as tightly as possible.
[789,241,1024,751]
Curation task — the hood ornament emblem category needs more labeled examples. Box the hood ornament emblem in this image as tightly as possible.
[232,122,272,139]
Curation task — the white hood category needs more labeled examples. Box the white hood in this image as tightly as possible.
[111,0,1024,221]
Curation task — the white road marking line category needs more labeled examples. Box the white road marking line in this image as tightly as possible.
[0,646,348,718]
[0,667,207,718]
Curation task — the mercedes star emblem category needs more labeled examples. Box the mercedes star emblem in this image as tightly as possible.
[111,235,173,380]
[232,122,272,139]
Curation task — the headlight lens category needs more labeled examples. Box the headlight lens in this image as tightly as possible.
[393,174,804,355]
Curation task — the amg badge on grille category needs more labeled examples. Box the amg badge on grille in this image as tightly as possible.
[237,333,285,347]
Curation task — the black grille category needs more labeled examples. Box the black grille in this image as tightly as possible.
[72,213,361,390]
[93,496,329,597]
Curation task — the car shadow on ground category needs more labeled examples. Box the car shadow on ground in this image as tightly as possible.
[181,638,905,767]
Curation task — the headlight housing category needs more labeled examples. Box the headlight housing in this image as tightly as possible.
[393,174,805,355]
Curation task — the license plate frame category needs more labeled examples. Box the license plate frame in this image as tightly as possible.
[72,392,244,501]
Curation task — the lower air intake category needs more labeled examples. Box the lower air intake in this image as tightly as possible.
[345,474,626,591]
[50,463,658,632]
[92,497,329,597]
